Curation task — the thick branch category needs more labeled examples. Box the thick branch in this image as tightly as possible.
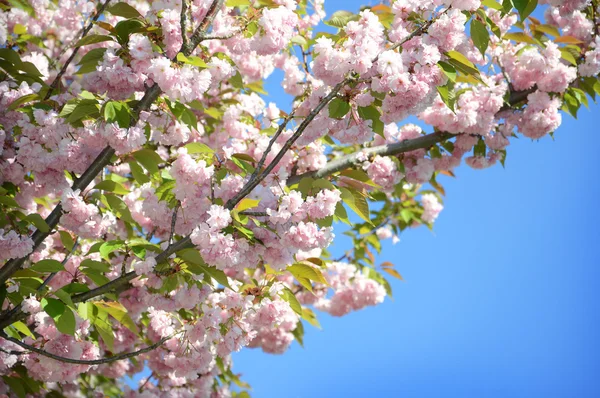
[1,334,173,365]
[288,131,454,185]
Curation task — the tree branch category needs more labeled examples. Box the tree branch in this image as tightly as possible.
[0,333,174,365]
[180,0,189,51]
[186,0,226,54]
[288,131,454,185]
[246,110,296,184]
[44,0,112,100]
[225,78,351,210]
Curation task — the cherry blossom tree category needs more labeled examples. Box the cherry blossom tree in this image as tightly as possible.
[0,0,598,395]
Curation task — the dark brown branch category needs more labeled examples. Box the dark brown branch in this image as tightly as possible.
[239,211,268,217]
[225,78,351,210]
[186,0,226,54]
[1,334,174,365]
[180,0,189,50]
[44,0,112,100]
[288,131,454,185]
[169,202,180,245]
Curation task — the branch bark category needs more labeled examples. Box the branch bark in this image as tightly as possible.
[0,333,174,365]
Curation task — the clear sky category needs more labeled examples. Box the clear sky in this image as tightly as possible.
[230,1,600,397]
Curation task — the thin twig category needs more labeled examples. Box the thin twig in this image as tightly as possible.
[39,237,80,291]
[44,0,112,100]
[169,202,180,246]
[246,110,296,184]
[138,371,155,392]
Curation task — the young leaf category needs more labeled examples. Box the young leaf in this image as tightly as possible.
[339,187,372,225]
[279,287,303,316]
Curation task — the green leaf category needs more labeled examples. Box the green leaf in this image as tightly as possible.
[0,195,21,208]
[103,101,131,128]
[176,53,208,68]
[437,80,456,112]
[107,2,143,18]
[81,259,111,272]
[30,259,64,273]
[230,71,244,89]
[94,309,115,351]
[301,307,321,329]
[287,263,329,285]
[7,93,38,110]
[513,0,537,20]
[65,101,100,124]
[292,320,304,346]
[357,106,384,136]
[235,198,260,212]
[482,0,503,10]
[54,288,75,308]
[226,0,250,6]
[99,240,125,261]
[279,287,302,316]
[246,80,267,95]
[42,297,65,319]
[533,24,560,37]
[6,0,35,16]
[59,230,75,251]
[503,32,537,45]
[94,301,139,335]
[75,34,115,47]
[94,180,130,195]
[474,137,487,157]
[11,321,34,338]
[446,50,481,78]
[559,48,578,66]
[437,61,457,82]
[104,193,136,223]
[133,149,163,175]
[56,308,76,335]
[471,19,489,57]
[26,213,49,232]
[179,249,233,289]
[129,161,150,184]
[184,142,215,154]
[76,48,107,74]
[2,377,26,398]
[114,18,145,44]
[328,98,350,118]
[339,186,372,224]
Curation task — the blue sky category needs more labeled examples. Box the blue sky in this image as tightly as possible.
[230,2,600,397]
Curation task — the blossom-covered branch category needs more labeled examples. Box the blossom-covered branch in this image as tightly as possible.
[0,0,599,394]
